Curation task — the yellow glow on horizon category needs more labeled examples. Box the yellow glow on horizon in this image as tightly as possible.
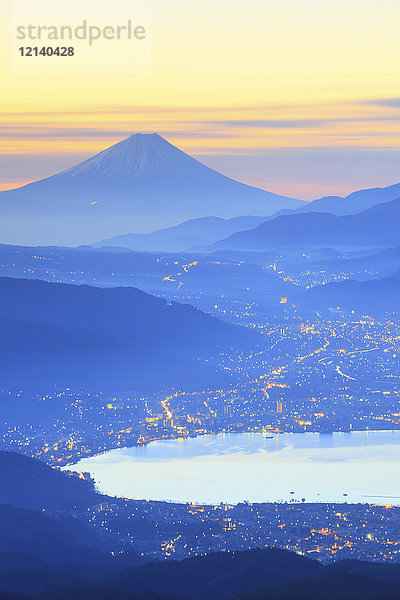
[0,0,400,197]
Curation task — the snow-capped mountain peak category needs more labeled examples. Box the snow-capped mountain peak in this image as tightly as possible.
[62,133,209,178]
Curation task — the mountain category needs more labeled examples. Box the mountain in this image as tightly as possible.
[0,546,324,598]
[0,451,100,511]
[111,548,322,600]
[93,215,269,252]
[0,452,113,566]
[0,505,109,565]
[3,546,400,599]
[0,277,252,391]
[0,452,143,569]
[303,181,400,216]
[239,181,400,223]
[0,134,303,246]
[213,197,400,251]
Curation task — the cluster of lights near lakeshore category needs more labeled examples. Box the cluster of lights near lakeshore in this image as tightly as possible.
[64,498,400,563]
[1,297,400,468]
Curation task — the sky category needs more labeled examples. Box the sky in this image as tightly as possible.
[1,0,400,199]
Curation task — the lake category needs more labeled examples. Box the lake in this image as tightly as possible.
[66,430,400,505]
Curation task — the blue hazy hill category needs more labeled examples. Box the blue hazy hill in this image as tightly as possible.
[303,181,400,216]
[93,215,269,252]
[291,271,400,316]
[213,197,400,251]
[0,277,252,391]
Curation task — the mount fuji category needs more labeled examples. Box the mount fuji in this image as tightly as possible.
[0,133,304,245]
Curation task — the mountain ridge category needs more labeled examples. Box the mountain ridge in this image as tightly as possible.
[0,276,252,391]
[212,197,400,251]
[93,215,269,252]
[303,182,400,216]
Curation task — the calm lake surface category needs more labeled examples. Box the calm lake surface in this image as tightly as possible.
[67,431,400,505]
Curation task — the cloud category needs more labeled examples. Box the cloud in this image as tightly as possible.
[0,105,275,119]
[0,127,133,139]
[361,98,400,108]
[0,125,236,141]
[207,115,400,129]
[207,119,329,128]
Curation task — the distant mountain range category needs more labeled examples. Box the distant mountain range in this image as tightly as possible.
[93,181,400,254]
[213,197,400,251]
[0,277,252,391]
[270,181,400,220]
[282,245,400,283]
[0,134,303,246]
[0,243,298,312]
[302,181,400,216]
[93,215,268,252]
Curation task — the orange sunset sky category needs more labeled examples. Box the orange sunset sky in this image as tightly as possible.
[1,0,400,199]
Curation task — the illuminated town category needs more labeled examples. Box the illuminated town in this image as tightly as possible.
[1,244,400,567]
[69,498,400,564]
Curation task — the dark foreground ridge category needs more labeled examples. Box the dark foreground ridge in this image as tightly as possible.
[2,547,400,600]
